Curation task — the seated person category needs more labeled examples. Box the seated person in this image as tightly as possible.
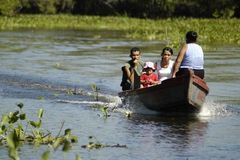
[121,47,144,91]
[155,47,174,81]
[140,62,159,88]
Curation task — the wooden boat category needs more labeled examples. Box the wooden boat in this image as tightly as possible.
[118,71,209,114]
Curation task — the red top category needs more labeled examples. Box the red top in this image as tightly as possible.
[140,73,158,88]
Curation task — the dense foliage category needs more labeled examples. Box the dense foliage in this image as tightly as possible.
[0,0,239,18]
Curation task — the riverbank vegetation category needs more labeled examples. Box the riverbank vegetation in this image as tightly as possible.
[0,15,239,46]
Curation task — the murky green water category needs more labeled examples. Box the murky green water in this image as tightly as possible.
[0,30,240,160]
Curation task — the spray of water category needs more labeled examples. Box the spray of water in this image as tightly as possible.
[198,99,233,118]
[115,96,236,118]
[57,92,123,110]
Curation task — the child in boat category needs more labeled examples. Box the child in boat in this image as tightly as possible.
[140,62,159,88]
[120,47,144,91]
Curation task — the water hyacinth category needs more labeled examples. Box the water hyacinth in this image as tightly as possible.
[0,103,78,159]
[0,15,239,45]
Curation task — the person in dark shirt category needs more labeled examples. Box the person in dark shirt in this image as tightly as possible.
[120,47,144,91]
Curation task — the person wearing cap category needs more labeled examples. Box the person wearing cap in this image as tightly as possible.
[155,47,174,81]
[172,31,205,79]
[140,62,159,88]
[120,47,144,91]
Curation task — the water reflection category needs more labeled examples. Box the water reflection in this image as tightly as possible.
[128,115,208,151]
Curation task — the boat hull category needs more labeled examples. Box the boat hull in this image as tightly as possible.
[118,72,209,114]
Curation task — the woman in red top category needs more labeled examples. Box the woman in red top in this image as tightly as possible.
[140,62,159,88]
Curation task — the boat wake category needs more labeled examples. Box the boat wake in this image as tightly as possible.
[115,95,239,117]
[119,100,160,115]
[57,92,122,110]
[56,93,160,116]
[198,98,237,118]
[57,93,240,119]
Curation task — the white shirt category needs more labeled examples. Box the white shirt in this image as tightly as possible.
[180,43,204,69]
[156,60,174,81]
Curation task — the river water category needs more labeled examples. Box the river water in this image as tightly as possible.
[0,30,240,160]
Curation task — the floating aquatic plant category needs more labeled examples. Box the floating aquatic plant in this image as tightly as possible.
[81,136,127,150]
[90,84,100,101]
[0,15,239,46]
[0,103,78,160]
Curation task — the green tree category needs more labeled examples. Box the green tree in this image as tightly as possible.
[36,0,57,14]
[56,0,75,13]
[20,0,58,14]
[72,0,117,15]
[0,0,21,16]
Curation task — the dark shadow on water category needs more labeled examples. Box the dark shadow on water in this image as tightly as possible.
[0,72,95,102]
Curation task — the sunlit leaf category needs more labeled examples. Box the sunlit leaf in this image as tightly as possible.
[87,142,103,149]
[8,148,19,160]
[36,120,42,128]
[100,106,109,117]
[7,132,16,149]
[38,108,44,119]
[41,150,50,160]
[1,115,9,124]
[64,129,71,136]
[75,154,82,160]
[91,84,97,91]
[52,138,62,150]
[62,140,71,152]
[30,121,37,128]
[8,112,13,118]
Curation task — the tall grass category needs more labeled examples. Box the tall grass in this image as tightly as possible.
[0,15,239,45]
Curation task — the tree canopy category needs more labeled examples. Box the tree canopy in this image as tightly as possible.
[0,0,239,18]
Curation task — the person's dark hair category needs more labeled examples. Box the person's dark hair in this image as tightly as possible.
[130,47,141,55]
[186,31,198,43]
[161,47,173,56]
